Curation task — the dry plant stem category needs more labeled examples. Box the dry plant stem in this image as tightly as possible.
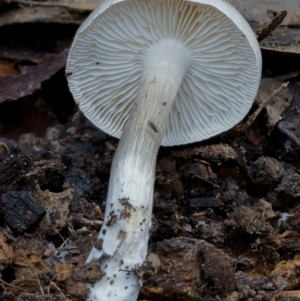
[236,82,289,132]
[193,175,219,188]
[256,10,287,42]
[36,275,45,295]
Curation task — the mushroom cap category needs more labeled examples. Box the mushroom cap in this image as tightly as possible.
[67,0,262,146]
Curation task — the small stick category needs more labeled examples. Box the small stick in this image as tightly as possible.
[36,274,45,295]
[0,277,20,289]
[256,10,287,42]
[0,142,10,154]
[235,82,289,132]
[192,175,219,188]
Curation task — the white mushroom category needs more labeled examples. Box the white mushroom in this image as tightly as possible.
[66,0,262,300]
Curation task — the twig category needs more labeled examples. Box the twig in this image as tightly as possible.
[0,142,10,154]
[36,274,45,295]
[235,82,289,132]
[49,281,63,294]
[256,10,287,42]
[192,175,219,188]
[0,277,21,289]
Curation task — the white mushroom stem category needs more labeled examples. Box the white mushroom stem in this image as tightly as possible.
[86,39,191,301]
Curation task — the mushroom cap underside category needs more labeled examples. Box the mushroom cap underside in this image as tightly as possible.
[67,0,262,146]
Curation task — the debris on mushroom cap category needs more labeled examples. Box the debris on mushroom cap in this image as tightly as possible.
[67,0,261,146]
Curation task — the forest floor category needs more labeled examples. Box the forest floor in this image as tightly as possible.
[1,1,300,301]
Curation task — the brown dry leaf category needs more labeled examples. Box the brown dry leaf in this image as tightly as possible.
[0,7,86,26]
[5,0,103,11]
[0,49,68,103]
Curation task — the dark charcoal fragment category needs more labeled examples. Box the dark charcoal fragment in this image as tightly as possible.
[0,155,32,194]
[189,197,223,208]
[0,191,46,235]
[64,167,93,197]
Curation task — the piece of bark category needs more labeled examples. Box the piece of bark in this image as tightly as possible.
[0,155,32,195]
[0,47,50,63]
[0,191,46,234]
[0,49,68,103]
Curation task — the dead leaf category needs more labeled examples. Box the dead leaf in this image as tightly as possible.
[5,0,103,11]
[227,0,300,27]
[277,82,300,146]
[255,78,292,132]
[256,24,300,54]
[227,0,300,54]
[0,7,86,26]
